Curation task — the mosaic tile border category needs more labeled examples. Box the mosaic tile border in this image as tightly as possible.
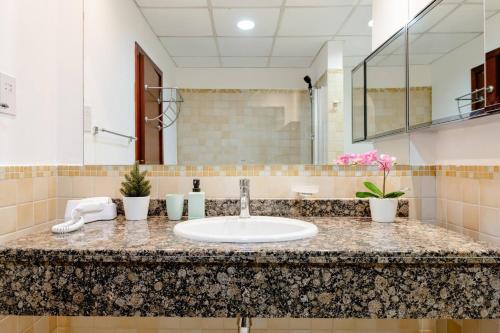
[0,166,57,180]
[435,165,500,179]
[56,165,436,177]
[2,165,498,179]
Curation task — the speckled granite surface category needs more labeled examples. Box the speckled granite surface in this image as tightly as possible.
[0,217,498,318]
[113,199,410,218]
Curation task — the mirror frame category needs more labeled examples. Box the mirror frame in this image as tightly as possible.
[364,26,408,141]
[351,61,367,143]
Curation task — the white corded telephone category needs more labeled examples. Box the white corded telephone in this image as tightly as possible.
[51,197,117,234]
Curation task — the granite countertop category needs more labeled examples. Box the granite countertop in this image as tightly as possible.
[0,217,498,265]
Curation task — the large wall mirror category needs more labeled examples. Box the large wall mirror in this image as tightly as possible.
[351,63,365,143]
[365,28,407,139]
[83,0,411,166]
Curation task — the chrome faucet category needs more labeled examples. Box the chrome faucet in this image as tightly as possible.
[239,179,250,218]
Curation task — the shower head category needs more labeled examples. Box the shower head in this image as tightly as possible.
[304,75,312,90]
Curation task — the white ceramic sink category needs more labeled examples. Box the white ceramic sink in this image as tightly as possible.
[173,216,318,243]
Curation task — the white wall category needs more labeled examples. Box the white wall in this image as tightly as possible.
[84,0,177,165]
[431,35,484,120]
[0,0,83,166]
[175,68,309,90]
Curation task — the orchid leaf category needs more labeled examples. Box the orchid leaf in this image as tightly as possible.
[363,182,383,197]
[356,191,380,198]
[384,191,405,198]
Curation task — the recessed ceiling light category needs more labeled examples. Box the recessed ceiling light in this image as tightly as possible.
[237,20,255,31]
[368,19,374,28]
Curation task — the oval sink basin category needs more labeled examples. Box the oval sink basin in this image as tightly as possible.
[173,216,318,243]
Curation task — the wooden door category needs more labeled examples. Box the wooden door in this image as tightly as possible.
[470,64,485,112]
[486,47,500,110]
[135,43,163,164]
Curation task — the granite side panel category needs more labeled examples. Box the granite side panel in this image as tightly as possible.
[113,199,410,218]
[0,261,497,319]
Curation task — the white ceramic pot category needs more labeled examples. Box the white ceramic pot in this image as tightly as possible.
[123,196,150,220]
[369,198,398,223]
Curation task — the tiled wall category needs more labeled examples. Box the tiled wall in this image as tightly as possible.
[436,166,500,246]
[0,167,59,333]
[367,87,432,136]
[55,164,436,221]
[178,89,311,165]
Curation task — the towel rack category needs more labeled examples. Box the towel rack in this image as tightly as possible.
[92,126,136,143]
[455,86,494,116]
[144,86,183,130]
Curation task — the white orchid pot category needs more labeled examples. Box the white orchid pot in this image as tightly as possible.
[123,196,150,220]
[369,198,398,223]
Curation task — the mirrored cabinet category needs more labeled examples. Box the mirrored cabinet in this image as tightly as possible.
[366,28,406,139]
[352,0,500,142]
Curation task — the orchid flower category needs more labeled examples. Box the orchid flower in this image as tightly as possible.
[336,151,404,199]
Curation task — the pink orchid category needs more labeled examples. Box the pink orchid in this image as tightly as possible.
[336,153,351,165]
[377,154,396,172]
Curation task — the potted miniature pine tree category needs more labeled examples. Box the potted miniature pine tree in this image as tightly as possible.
[120,161,151,220]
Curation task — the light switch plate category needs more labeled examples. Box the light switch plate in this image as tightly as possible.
[0,73,16,116]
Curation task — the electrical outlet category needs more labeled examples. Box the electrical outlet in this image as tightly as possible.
[0,73,16,116]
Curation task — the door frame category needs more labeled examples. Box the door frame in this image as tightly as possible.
[135,42,164,164]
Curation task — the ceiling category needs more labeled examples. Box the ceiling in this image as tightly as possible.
[134,0,373,68]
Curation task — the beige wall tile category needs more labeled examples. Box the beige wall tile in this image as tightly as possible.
[479,179,500,208]
[479,206,500,238]
[447,201,463,227]
[462,204,479,232]
[57,176,73,198]
[0,316,16,333]
[445,177,462,202]
[17,203,34,230]
[0,206,17,235]
[34,200,49,225]
[72,177,94,198]
[0,180,17,208]
[33,177,49,201]
[17,178,33,204]
[461,178,479,205]
[94,176,119,198]
[48,177,57,198]
[48,199,57,221]
[18,316,34,332]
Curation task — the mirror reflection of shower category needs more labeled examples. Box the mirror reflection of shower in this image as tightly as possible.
[304,75,328,165]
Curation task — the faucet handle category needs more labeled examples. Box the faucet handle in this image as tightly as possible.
[240,178,250,187]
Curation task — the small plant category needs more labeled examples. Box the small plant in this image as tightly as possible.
[120,162,151,197]
[336,151,405,199]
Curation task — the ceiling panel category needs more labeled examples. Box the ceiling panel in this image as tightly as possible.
[136,0,207,7]
[430,4,484,33]
[279,7,352,36]
[160,37,218,56]
[285,0,357,6]
[270,57,313,67]
[173,57,220,67]
[273,37,329,56]
[141,8,212,36]
[218,37,274,56]
[221,57,269,67]
[212,0,283,7]
[410,32,479,54]
[335,36,372,56]
[213,8,280,36]
[338,6,372,35]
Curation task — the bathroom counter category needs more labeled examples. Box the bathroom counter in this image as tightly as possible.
[0,217,498,319]
[0,216,497,265]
